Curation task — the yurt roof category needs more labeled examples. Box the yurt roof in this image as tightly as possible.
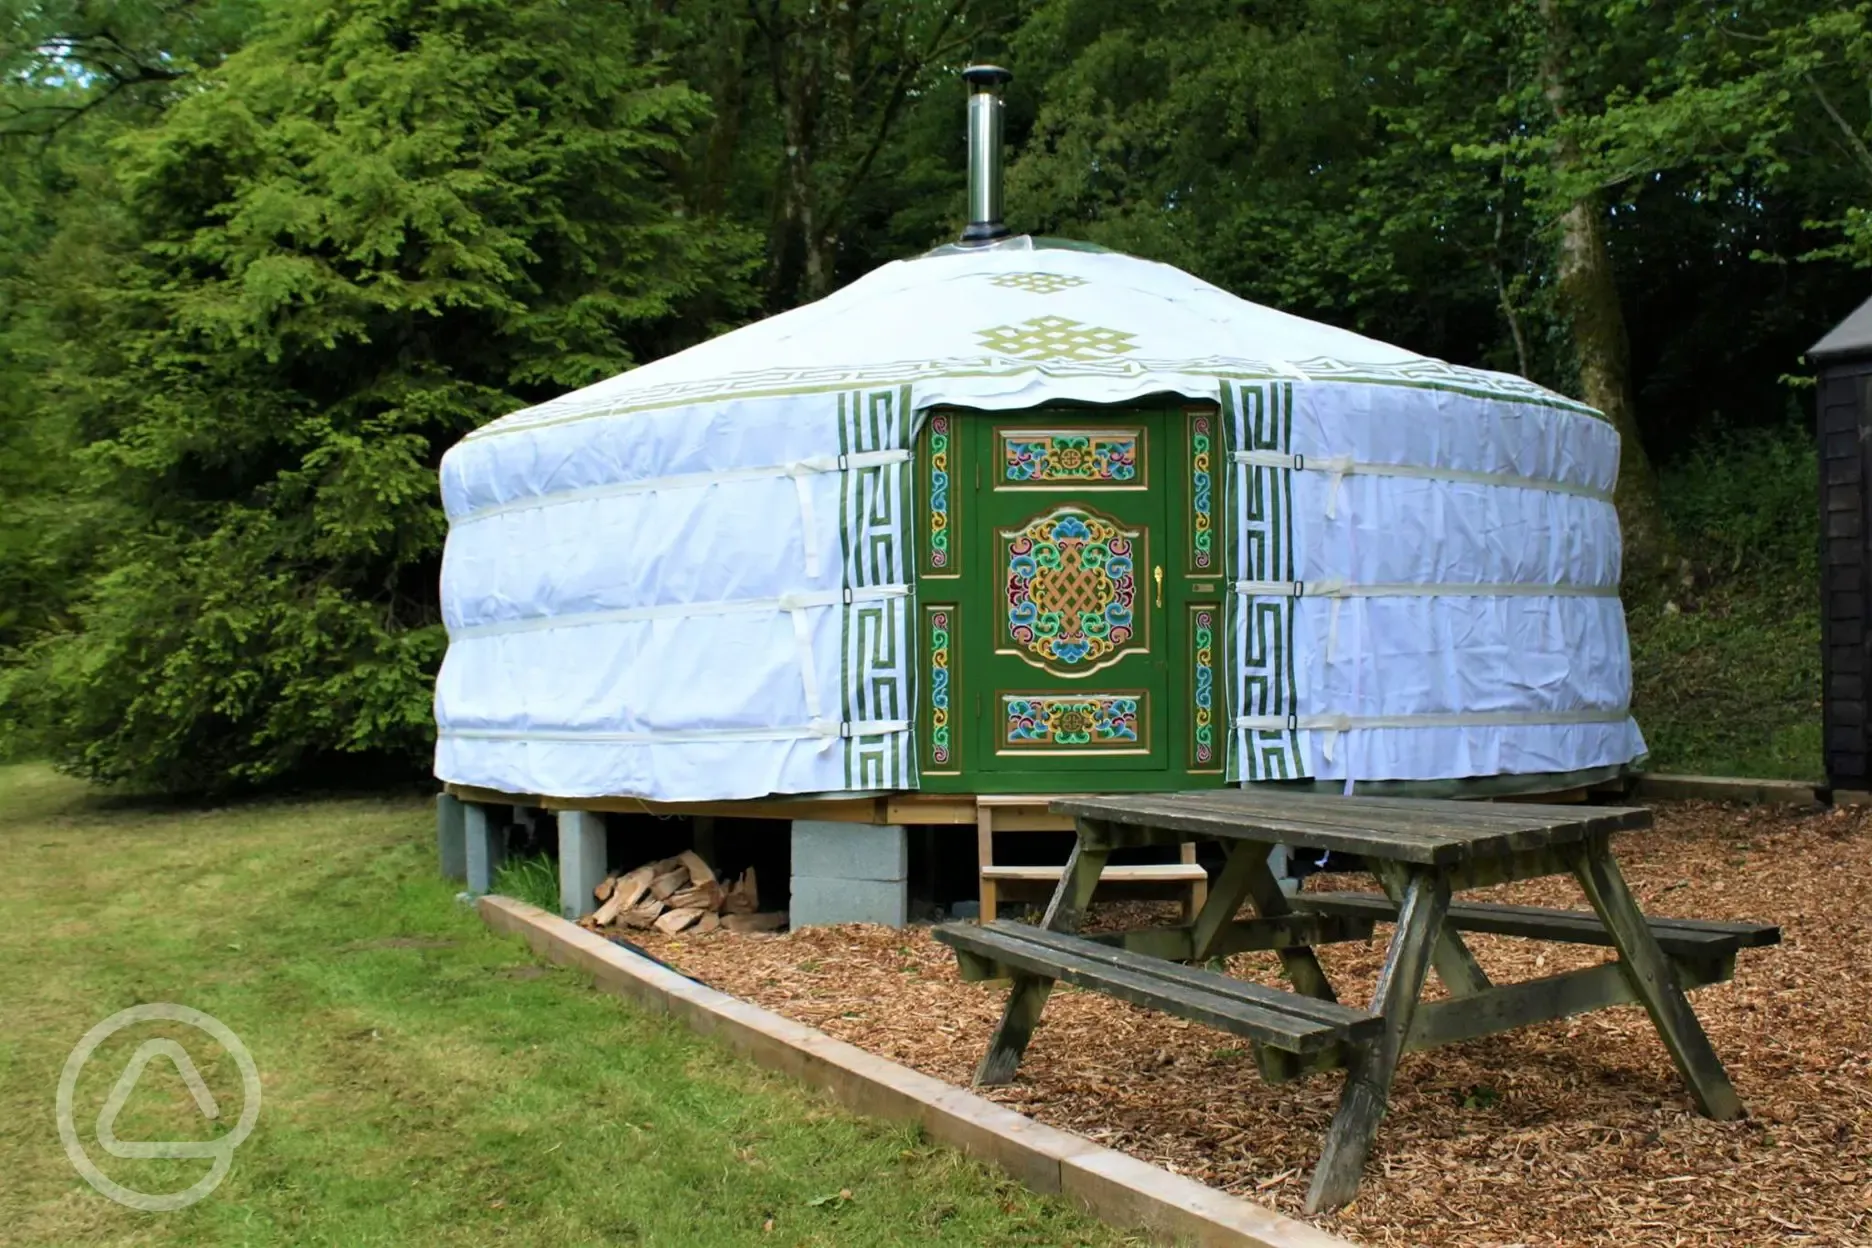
[463,235,1595,447]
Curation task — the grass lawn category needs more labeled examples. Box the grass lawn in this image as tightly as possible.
[0,763,1129,1247]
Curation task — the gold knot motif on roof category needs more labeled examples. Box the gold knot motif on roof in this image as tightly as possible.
[989,272,1088,294]
[976,315,1137,362]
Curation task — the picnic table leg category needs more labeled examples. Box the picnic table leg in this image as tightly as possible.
[1305,866,1450,1214]
[1191,840,1338,1003]
[1371,859,1491,998]
[1565,838,1745,1121]
[975,827,1111,1086]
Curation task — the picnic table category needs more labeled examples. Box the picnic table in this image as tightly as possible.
[933,790,1780,1212]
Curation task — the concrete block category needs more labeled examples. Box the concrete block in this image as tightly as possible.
[557,810,608,919]
[790,820,908,881]
[464,802,507,894]
[788,875,909,927]
[436,793,467,882]
[691,814,717,865]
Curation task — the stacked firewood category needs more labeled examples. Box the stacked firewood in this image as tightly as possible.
[585,850,785,935]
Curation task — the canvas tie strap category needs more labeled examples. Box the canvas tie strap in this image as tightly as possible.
[1231,450,1613,513]
[449,584,910,640]
[789,463,823,578]
[1233,708,1633,765]
[786,600,828,742]
[1231,579,1619,599]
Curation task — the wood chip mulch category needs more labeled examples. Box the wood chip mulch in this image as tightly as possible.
[628,802,1872,1247]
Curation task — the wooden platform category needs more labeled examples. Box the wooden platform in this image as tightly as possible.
[444,784,1210,922]
[981,863,1209,883]
[443,783,998,827]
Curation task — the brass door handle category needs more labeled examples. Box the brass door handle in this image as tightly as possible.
[1154,565,1164,608]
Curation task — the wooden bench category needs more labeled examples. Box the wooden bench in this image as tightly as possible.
[1291,892,1781,962]
[937,920,1381,1054]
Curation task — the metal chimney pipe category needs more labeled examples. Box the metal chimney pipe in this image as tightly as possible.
[961,65,1013,243]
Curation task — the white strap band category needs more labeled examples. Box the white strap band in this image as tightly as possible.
[1235,708,1632,733]
[442,719,912,745]
[1235,707,1632,762]
[455,450,912,525]
[789,464,822,579]
[1232,450,1612,506]
[788,601,825,735]
[1232,579,1618,599]
[450,584,910,641]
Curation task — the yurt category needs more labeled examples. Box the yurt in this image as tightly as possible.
[434,68,1644,919]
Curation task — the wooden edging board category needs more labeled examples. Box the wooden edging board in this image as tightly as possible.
[1629,774,1819,806]
[477,895,1353,1248]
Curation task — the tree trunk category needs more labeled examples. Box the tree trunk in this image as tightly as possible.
[696,20,751,217]
[1537,0,1675,587]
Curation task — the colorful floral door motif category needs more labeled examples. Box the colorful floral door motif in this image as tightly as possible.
[1002,505,1142,675]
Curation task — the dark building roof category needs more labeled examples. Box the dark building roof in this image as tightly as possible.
[1813,295,1872,361]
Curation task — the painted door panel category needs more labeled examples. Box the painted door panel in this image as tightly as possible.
[974,412,1166,778]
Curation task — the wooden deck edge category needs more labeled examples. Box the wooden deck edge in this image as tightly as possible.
[476,895,1354,1248]
[1630,774,1820,806]
[442,783,1009,825]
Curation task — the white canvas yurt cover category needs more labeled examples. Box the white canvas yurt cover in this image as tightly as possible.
[436,238,1644,801]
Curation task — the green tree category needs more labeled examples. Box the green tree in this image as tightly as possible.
[1570,2,1872,268]
[0,0,259,139]
[5,0,760,791]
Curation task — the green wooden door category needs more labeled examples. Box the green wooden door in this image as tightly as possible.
[915,400,1228,793]
[972,407,1166,787]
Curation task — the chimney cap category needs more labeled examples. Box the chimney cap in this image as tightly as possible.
[963,64,1013,89]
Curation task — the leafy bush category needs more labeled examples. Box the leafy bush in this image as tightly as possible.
[1658,425,1818,588]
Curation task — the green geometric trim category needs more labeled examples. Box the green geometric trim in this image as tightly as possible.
[838,385,913,791]
[1225,380,1304,782]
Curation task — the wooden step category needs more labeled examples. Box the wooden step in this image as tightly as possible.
[1291,892,1781,957]
[979,863,1208,882]
[935,920,1379,1054]
[975,794,1085,808]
